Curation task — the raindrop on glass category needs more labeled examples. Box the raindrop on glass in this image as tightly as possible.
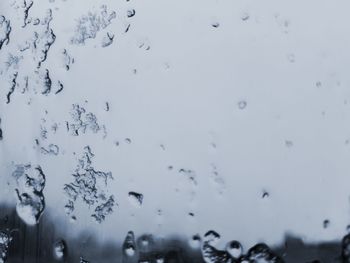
[238,100,247,110]
[123,231,137,257]
[53,239,66,260]
[128,191,144,207]
[226,240,242,258]
[211,22,220,28]
[203,230,220,246]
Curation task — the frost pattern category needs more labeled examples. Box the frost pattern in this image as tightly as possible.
[68,104,101,136]
[63,146,115,223]
[71,5,116,45]
[1,6,63,103]
[0,16,11,50]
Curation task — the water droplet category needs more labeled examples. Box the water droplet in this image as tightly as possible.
[128,191,144,207]
[127,9,136,18]
[123,231,137,257]
[262,191,269,199]
[104,102,110,111]
[125,138,132,144]
[70,215,77,223]
[53,239,66,259]
[241,12,250,21]
[285,140,293,148]
[189,234,201,249]
[287,53,295,63]
[323,219,330,229]
[141,236,149,246]
[238,100,247,110]
[204,230,220,246]
[13,165,46,225]
[226,240,242,258]
[342,234,350,261]
[188,212,195,217]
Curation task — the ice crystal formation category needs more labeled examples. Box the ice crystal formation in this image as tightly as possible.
[63,146,115,223]
[70,5,116,45]
[1,3,65,103]
[68,104,102,136]
[40,143,59,155]
[0,16,11,50]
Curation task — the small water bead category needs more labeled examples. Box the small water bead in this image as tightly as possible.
[53,239,66,259]
[238,100,247,110]
[70,215,77,223]
[226,240,242,258]
[123,231,136,257]
[141,236,149,246]
[285,140,293,148]
[211,22,220,28]
[137,234,154,253]
[287,53,295,63]
[127,9,136,18]
[241,12,250,21]
[203,230,220,246]
[262,191,269,199]
[323,219,330,229]
[189,234,201,249]
[128,191,144,207]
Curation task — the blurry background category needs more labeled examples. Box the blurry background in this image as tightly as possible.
[1,0,350,261]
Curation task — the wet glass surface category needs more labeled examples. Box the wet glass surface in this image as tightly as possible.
[1,0,350,262]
